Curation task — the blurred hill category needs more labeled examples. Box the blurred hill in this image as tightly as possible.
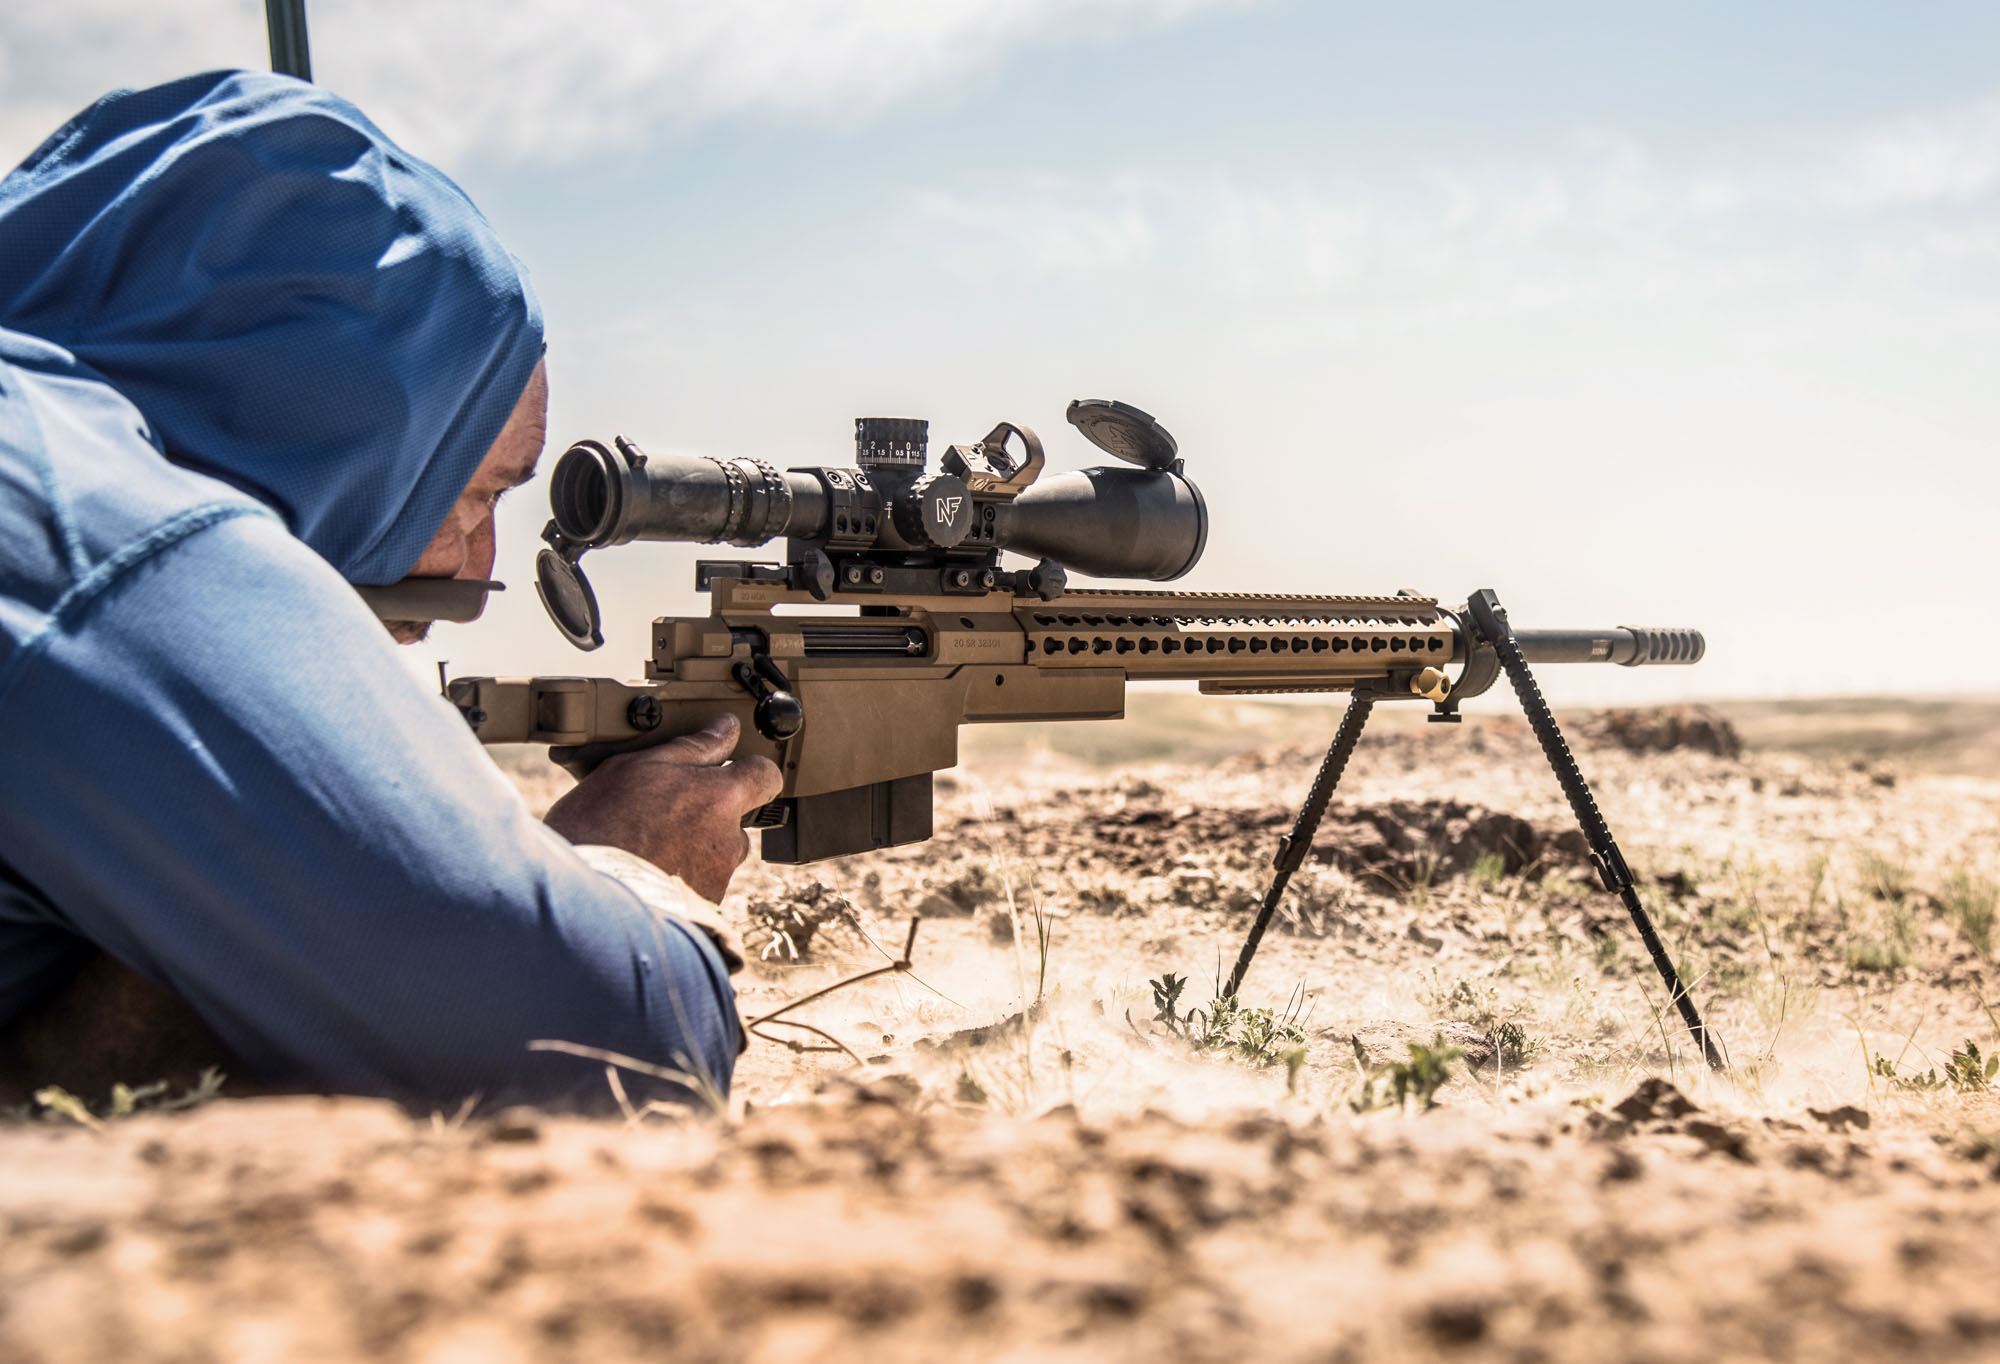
[484,693,2000,792]
[959,690,2000,777]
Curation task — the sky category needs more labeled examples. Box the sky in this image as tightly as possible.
[4,1,1997,707]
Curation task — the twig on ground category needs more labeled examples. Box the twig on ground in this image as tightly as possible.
[525,1039,725,1117]
[847,914,963,1009]
[750,1018,868,1066]
[429,1092,480,1136]
[745,917,922,1031]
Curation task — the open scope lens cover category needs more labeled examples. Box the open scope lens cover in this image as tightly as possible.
[1065,398,1179,470]
[536,546,604,651]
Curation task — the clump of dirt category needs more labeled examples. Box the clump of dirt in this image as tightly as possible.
[1077,795,1591,891]
[911,861,1006,918]
[1586,704,1743,757]
[1310,798,1592,889]
[742,882,863,964]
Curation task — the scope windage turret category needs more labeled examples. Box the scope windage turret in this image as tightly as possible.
[543,400,1206,583]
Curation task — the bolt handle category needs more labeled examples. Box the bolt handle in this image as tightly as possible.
[734,655,805,741]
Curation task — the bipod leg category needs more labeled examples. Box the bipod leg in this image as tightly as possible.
[1464,590,1726,1070]
[1223,690,1376,1000]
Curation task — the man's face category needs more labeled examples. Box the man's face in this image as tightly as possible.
[386,359,549,644]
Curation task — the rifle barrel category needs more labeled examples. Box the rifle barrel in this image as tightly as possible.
[1512,626,1705,667]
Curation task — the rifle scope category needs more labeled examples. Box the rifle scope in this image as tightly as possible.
[534,402,1207,648]
[548,403,1202,574]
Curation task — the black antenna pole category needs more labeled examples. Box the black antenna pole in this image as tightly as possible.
[265,0,313,81]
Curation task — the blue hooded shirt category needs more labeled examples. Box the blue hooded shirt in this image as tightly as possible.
[0,71,740,1104]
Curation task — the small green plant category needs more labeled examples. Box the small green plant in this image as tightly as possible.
[1151,973,1312,1067]
[1030,899,1055,1007]
[1937,867,1997,958]
[1845,899,1917,974]
[1538,871,1593,904]
[1282,1046,1309,1096]
[1422,974,1498,1023]
[1847,938,1912,973]
[955,1069,990,1105]
[1860,850,1914,902]
[1591,933,1623,972]
[1872,1053,1945,1090]
[1803,850,1833,918]
[32,1086,103,1131]
[25,1067,227,1130]
[1945,1040,1999,1092]
[1469,852,1508,889]
[1870,1041,1997,1093]
[1417,973,1541,1071]
[1190,990,1312,1066]
[1486,1019,1543,1066]
[1408,845,1439,909]
[1393,1037,1462,1108]
[1351,1035,1462,1113]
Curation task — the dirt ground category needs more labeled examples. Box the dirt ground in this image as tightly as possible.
[5,697,2000,1362]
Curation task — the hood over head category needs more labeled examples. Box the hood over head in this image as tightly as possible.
[0,70,543,584]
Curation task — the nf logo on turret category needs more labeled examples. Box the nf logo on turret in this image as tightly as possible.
[936,496,964,526]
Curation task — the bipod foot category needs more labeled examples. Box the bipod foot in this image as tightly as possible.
[1224,690,1376,1000]
[1465,589,1726,1070]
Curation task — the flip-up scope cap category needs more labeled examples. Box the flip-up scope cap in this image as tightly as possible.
[536,533,604,652]
[1066,398,1179,471]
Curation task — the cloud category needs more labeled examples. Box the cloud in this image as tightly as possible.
[903,94,2000,340]
[1828,95,2000,209]
[0,0,1250,168]
[0,0,266,168]
[913,173,1162,276]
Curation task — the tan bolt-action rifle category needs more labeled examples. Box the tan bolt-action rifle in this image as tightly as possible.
[367,399,1722,1065]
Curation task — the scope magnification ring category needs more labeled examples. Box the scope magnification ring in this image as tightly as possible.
[715,459,749,543]
[737,457,787,545]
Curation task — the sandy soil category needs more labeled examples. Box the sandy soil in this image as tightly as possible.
[5,702,2000,1362]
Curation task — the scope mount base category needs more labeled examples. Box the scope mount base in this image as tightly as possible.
[695,549,1067,603]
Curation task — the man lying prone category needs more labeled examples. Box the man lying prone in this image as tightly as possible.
[0,72,777,1108]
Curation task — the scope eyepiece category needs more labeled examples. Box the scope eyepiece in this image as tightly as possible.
[549,439,623,546]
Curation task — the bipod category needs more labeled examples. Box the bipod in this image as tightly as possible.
[1222,688,1377,1002]
[1222,588,1726,1072]
[1464,590,1725,1069]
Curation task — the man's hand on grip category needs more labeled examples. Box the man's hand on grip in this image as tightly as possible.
[544,713,783,903]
